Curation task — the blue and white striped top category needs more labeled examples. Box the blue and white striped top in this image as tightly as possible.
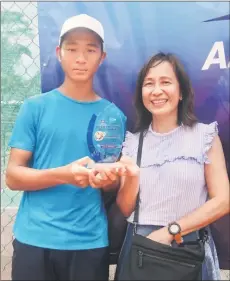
[122,122,218,225]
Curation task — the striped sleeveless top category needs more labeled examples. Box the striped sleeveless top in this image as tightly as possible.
[122,122,218,225]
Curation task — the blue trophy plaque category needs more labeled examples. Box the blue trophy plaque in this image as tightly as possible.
[87,103,125,164]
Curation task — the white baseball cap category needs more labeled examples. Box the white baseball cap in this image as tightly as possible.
[59,14,104,43]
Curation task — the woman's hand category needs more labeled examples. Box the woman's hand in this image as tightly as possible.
[146,227,174,246]
[119,156,140,177]
[88,162,125,189]
[88,155,140,189]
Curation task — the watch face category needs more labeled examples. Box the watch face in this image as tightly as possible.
[170,224,180,235]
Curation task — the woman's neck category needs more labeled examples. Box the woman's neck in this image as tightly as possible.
[152,114,179,134]
[58,77,100,102]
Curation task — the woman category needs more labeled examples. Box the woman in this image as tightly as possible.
[115,52,229,280]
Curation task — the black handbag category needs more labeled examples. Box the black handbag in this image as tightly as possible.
[120,131,207,280]
[102,189,127,265]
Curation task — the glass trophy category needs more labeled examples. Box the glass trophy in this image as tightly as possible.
[87,103,126,165]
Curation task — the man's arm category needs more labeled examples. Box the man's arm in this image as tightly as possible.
[6,148,92,191]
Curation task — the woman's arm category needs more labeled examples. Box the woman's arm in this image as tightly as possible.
[147,135,230,244]
[116,175,139,217]
[176,135,229,235]
[116,156,140,217]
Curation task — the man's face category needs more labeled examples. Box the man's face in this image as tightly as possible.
[56,28,106,82]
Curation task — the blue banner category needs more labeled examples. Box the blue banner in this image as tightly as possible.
[38,2,230,268]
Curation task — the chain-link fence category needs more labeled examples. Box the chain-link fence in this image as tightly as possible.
[1,2,41,279]
[1,2,229,280]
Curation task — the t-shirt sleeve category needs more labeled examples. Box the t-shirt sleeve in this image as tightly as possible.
[8,99,37,152]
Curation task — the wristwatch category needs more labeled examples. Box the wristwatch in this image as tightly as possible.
[168,222,183,244]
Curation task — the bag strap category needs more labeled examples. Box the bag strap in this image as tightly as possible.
[198,228,209,243]
[133,131,144,233]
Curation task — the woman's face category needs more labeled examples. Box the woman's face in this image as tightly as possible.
[142,61,181,118]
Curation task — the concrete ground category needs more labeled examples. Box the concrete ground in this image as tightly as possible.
[1,209,229,280]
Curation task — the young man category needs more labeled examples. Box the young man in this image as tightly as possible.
[6,14,126,280]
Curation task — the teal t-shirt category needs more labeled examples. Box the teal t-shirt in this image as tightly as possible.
[9,89,126,250]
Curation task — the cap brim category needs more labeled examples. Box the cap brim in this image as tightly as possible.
[60,26,104,43]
